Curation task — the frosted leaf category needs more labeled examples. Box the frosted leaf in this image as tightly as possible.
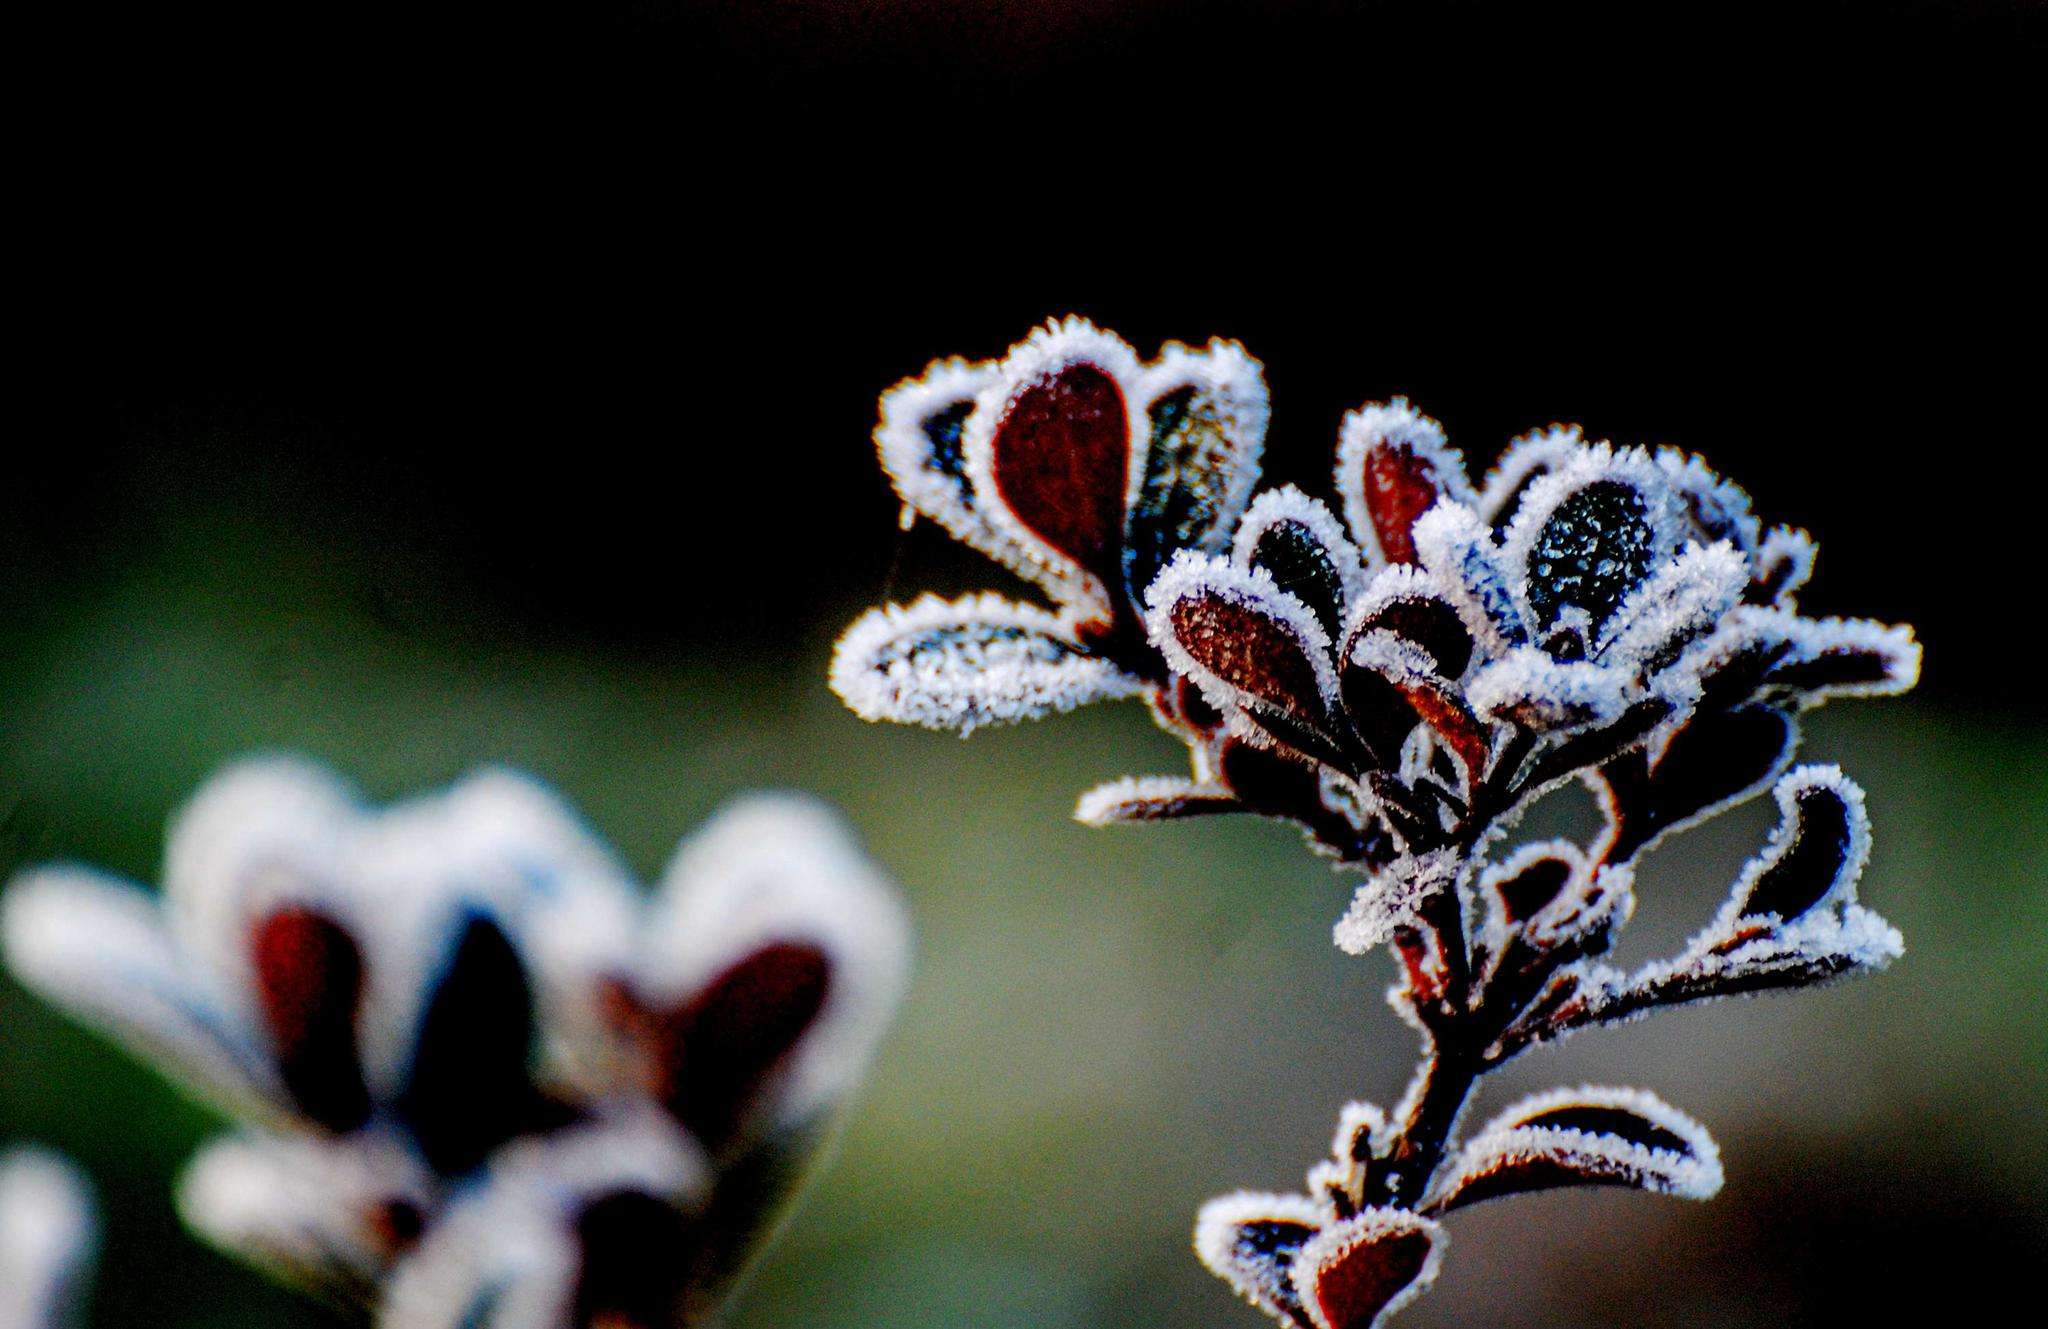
[1429,1086,1722,1213]
[1195,1191,1330,1328]
[1125,338,1271,600]
[1214,742,1389,863]
[630,794,912,1148]
[1075,775,1241,826]
[830,593,1145,735]
[1718,765,1871,930]
[1476,841,1585,940]
[1652,447,1762,553]
[1236,487,1366,643]
[1308,1102,1393,1210]
[1290,1207,1445,1329]
[1341,565,1474,680]
[1335,400,1476,568]
[1475,424,1583,527]
[1146,552,1348,764]
[874,355,1047,588]
[1620,767,1900,1014]
[1497,446,1687,640]
[1747,525,1817,605]
[177,1129,432,1300]
[0,867,281,1121]
[1524,863,1634,953]
[1409,501,1529,653]
[1593,704,1797,864]
[1757,613,1921,708]
[1334,851,1462,956]
[1339,630,1437,771]
[1595,540,1748,674]
[961,316,1149,618]
[1467,647,1629,732]
[1350,631,1491,780]
[0,1148,95,1329]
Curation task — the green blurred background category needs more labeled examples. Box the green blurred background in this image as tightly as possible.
[10,0,2045,1324]
[2,485,2044,1328]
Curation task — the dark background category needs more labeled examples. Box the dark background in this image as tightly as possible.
[6,3,2045,1327]
[18,0,2044,707]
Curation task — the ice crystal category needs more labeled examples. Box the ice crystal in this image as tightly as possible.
[0,760,910,1328]
[835,319,1921,1328]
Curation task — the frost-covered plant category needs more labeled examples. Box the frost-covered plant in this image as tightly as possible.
[0,1147,96,1329]
[0,760,910,1329]
[833,318,1919,1327]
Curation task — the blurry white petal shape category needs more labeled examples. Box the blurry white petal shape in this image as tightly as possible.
[0,868,279,1118]
[346,768,640,1092]
[831,593,1145,735]
[632,794,912,1145]
[379,1111,707,1329]
[0,1148,96,1329]
[178,1129,433,1299]
[160,754,360,997]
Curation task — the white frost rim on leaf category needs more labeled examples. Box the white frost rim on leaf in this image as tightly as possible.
[1472,839,1587,955]
[1431,1084,1723,1211]
[1716,764,1872,932]
[1334,849,1464,956]
[1596,540,1749,672]
[1073,775,1238,826]
[1475,424,1584,525]
[1652,446,1763,553]
[1335,399,1476,568]
[831,592,1145,735]
[1496,444,1692,630]
[1145,550,1342,725]
[1751,525,1817,603]
[961,316,1149,618]
[1233,485,1368,607]
[1467,646,1630,732]
[1410,500,1529,654]
[1291,1206,1445,1329]
[1194,1189,1331,1325]
[875,355,1058,589]
[1137,337,1271,549]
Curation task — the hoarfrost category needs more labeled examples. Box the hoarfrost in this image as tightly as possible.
[831,593,1145,734]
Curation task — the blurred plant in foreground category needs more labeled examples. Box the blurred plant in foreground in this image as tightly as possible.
[834,318,1919,1327]
[0,1146,96,1329]
[0,761,910,1328]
